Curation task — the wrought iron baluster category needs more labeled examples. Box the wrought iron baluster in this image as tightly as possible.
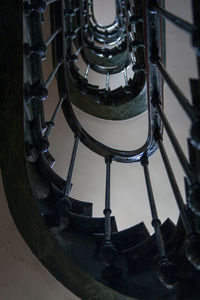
[130,51,136,64]
[152,100,194,184]
[74,26,81,35]
[65,7,80,17]
[84,64,90,79]
[64,135,79,197]
[24,0,59,15]
[150,4,196,34]
[141,156,165,257]
[154,58,196,121]
[91,34,94,44]
[44,96,64,138]
[156,138,200,270]
[129,31,134,41]
[156,137,192,235]
[44,60,63,88]
[25,28,62,58]
[141,156,177,289]
[40,12,45,23]
[192,0,200,65]
[105,73,110,91]
[76,46,82,56]
[45,28,62,47]
[101,155,122,280]
[104,156,112,244]
[123,67,128,86]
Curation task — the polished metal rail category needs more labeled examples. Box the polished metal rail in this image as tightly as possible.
[23,0,200,296]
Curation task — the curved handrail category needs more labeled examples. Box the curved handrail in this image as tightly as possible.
[11,0,200,298]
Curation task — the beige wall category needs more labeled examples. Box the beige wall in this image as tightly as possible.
[0,173,79,300]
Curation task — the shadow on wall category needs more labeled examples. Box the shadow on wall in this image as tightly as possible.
[0,172,79,300]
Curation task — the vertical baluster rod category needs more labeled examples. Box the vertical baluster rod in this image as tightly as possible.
[44,96,64,138]
[91,34,94,44]
[157,138,193,235]
[116,39,119,47]
[152,5,195,33]
[130,51,136,64]
[64,136,79,197]
[76,46,82,56]
[123,67,128,86]
[129,31,134,41]
[45,28,61,47]
[104,156,112,243]
[106,73,110,91]
[141,156,165,257]
[155,58,196,121]
[154,103,194,184]
[24,0,59,14]
[84,64,90,79]
[44,60,63,88]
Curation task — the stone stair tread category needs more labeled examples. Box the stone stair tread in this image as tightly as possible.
[38,183,93,217]
[36,153,66,189]
[95,222,150,251]
[69,212,118,234]
[124,218,175,263]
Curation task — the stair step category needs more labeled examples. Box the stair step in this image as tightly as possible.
[36,153,66,189]
[69,212,118,234]
[124,219,175,265]
[44,151,55,168]
[38,183,93,217]
[95,222,150,251]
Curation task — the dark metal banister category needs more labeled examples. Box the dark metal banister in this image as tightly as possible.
[154,58,197,121]
[44,96,64,138]
[101,156,121,279]
[86,1,122,45]
[60,0,159,162]
[156,138,193,236]
[44,60,63,88]
[61,0,157,161]
[153,101,195,185]
[151,4,196,33]
[22,0,200,295]
[71,0,131,75]
[156,137,200,270]
[24,0,60,15]
[141,156,166,258]
[45,28,62,47]
[143,1,200,272]
[141,155,177,289]
[64,135,79,197]
[104,156,112,244]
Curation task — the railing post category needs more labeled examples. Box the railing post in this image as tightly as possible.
[104,155,112,244]
[141,155,177,289]
[101,155,121,280]
[64,135,79,197]
[44,60,63,88]
[24,0,59,15]
[44,96,64,138]
[151,94,195,185]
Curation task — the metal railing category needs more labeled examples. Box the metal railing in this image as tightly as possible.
[23,0,200,297]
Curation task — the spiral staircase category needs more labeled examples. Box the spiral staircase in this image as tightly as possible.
[1,0,200,299]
